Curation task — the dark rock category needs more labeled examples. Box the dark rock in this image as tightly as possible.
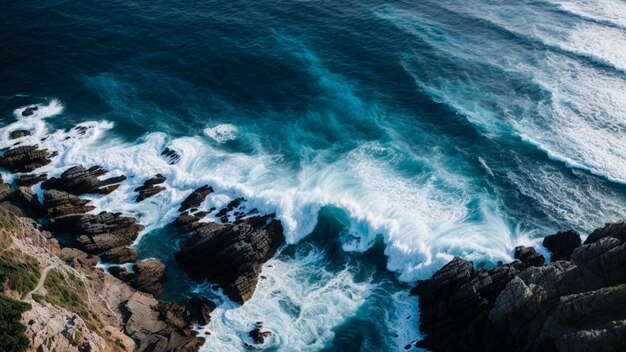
[131,260,166,295]
[134,175,166,202]
[100,246,138,264]
[21,106,37,117]
[161,147,181,165]
[42,165,126,195]
[3,186,44,218]
[42,189,95,218]
[172,211,211,233]
[10,130,31,139]
[0,145,53,172]
[185,296,216,326]
[73,126,90,135]
[215,197,244,218]
[249,323,272,344]
[543,230,581,261]
[60,247,99,269]
[178,185,213,212]
[15,173,47,187]
[514,245,545,267]
[176,215,283,304]
[412,222,626,352]
[47,211,144,254]
[585,222,626,244]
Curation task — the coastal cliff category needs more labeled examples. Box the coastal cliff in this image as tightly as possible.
[411,223,626,352]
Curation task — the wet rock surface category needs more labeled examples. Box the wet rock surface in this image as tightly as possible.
[543,230,581,261]
[42,165,126,195]
[176,215,283,304]
[10,129,31,139]
[0,145,53,172]
[178,185,213,212]
[412,222,626,352]
[15,173,48,186]
[135,174,166,202]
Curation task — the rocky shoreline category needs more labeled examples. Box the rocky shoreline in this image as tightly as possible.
[410,223,626,352]
[0,107,283,351]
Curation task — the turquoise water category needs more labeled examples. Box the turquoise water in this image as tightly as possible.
[1,0,626,350]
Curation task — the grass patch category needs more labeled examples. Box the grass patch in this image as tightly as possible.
[0,295,30,352]
[40,269,102,333]
[0,208,40,297]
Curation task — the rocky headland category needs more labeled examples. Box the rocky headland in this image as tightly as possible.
[0,113,285,351]
[411,222,626,352]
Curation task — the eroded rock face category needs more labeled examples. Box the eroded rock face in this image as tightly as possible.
[43,189,95,218]
[514,245,545,267]
[135,174,166,202]
[0,145,53,172]
[178,185,213,212]
[15,173,47,187]
[42,165,126,195]
[100,246,138,264]
[47,212,144,254]
[185,296,216,326]
[175,215,283,304]
[124,292,205,352]
[412,223,626,352]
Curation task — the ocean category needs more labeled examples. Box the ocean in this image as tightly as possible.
[1,0,625,350]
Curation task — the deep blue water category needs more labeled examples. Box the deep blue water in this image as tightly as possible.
[1,0,626,350]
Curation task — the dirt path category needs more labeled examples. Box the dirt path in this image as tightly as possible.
[24,265,54,301]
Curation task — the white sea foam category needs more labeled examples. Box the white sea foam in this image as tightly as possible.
[203,124,238,144]
[550,0,626,29]
[13,98,64,119]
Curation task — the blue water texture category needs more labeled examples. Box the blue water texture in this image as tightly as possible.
[1,0,626,350]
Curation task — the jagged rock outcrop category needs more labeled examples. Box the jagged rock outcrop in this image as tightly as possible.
[134,174,166,202]
[412,223,626,352]
[109,259,166,295]
[0,145,53,172]
[43,189,95,218]
[15,173,47,186]
[1,186,44,218]
[178,185,213,212]
[543,230,581,261]
[185,296,216,326]
[176,215,283,304]
[514,245,545,267]
[42,165,126,195]
[124,292,205,351]
[47,211,144,254]
[100,246,138,264]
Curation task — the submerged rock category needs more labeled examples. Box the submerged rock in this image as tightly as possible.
[412,223,626,352]
[161,147,181,165]
[0,145,53,172]
[42,165,126,195]
[249,323,272,344]
[176,215,283,304]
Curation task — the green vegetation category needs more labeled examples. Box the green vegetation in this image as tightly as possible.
[0,208,40,297]
[0,208,36,352]
[37,269,103,333]
[71,329,82,346]
[0,296,30,352]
